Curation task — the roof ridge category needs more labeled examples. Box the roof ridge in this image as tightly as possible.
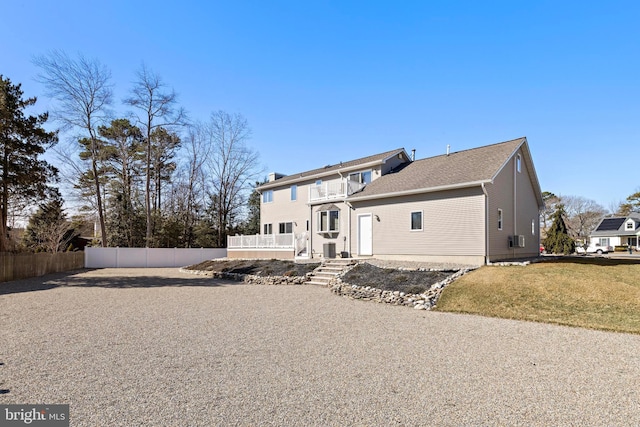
[410,137,526,162]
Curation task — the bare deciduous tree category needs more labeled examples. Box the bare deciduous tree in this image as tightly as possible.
[34,51,113,246]
[202,111,262,247]
[562,195,607,242]
[124,64,185,246]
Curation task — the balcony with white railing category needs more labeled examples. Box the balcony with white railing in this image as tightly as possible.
[227,233,294,249]
[309,179,366,202]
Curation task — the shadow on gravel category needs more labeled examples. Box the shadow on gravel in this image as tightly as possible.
[0,270,234,296]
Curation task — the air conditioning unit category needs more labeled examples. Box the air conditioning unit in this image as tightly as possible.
[518,235,525,248]
[508,235,526,248]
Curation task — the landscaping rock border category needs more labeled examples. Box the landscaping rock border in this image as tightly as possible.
[179,267,313,285]
[330,266,472,310]
[182,260,475,309]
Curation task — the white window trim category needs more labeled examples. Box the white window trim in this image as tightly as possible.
[262,190,273,203]
[531,219,535,235]
[317,210,339,233]
[264,223,273,235]
[410,210,423,231]
[498,209,503,231]
[516,154,522,173]
[290,185,297,201]
[626,221,634,230]
[278,222,293,234]
[349,170,373,184]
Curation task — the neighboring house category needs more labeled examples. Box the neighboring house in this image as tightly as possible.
[589,216,640,249]
[228,137,543,265]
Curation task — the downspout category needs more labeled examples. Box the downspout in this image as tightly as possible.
[346,201,353,257]
[309,204,313,259]
[513,155,517,258]
[482,183,489,264]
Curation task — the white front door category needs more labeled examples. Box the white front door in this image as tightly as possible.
[358,214,373,256]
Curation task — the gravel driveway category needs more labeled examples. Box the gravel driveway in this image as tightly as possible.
[1,268,639,426]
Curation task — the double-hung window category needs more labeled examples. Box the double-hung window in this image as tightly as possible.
[263,224,273,235]
[262,190,273,203]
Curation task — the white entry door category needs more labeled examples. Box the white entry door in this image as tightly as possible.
[358,214,373,256]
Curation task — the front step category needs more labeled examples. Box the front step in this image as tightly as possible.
[305,259,356,286]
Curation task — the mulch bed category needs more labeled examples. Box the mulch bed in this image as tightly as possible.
[184,259,320,277]
[341,263,454,294]
[185,259,456,293]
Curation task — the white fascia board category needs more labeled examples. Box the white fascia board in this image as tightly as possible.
[257,159,392,191]
[346,180,491,202]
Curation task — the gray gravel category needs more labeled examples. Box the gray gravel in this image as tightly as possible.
[1,268,639,426]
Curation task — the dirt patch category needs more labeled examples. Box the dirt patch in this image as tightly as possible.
[341,263,454,294]
[184,259,320,277]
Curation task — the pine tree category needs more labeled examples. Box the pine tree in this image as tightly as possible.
[543,204,575,255]
[0,75,58,252]
[23,191,78,253]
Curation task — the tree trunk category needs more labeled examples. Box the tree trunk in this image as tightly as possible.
[1,150,8,252]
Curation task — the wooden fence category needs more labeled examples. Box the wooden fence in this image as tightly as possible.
[0,252,85,283]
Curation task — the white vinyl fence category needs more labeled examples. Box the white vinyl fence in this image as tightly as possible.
[85,247,227,268]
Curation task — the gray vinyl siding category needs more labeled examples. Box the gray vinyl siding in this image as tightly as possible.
[349,187,485,257]
[486,149,541,260]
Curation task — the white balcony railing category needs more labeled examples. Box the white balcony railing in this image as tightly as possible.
[228,233,294,249]
[309,179,366,202]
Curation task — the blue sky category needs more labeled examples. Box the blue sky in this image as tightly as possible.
[2,0,639,210]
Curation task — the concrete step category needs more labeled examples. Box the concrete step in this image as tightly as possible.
[304,258,356,286]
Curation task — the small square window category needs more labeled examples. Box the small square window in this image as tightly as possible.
[411,211,423,231]
[626,221,634,230]
[262,190,273,203]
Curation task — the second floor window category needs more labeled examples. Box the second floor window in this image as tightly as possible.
[262,190,273,203]
[626,221,634,230]
[349,170,372,184]
[291,185,297,201]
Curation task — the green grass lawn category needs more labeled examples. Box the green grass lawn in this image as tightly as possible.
[435,257,640,334]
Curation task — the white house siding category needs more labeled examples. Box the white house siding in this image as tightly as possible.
[349,187,486,264]
[310,202,350,258]
[260,181,311,241]
[486,149,540,261]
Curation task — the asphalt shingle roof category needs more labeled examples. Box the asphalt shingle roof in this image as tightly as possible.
[348,137,526,200]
